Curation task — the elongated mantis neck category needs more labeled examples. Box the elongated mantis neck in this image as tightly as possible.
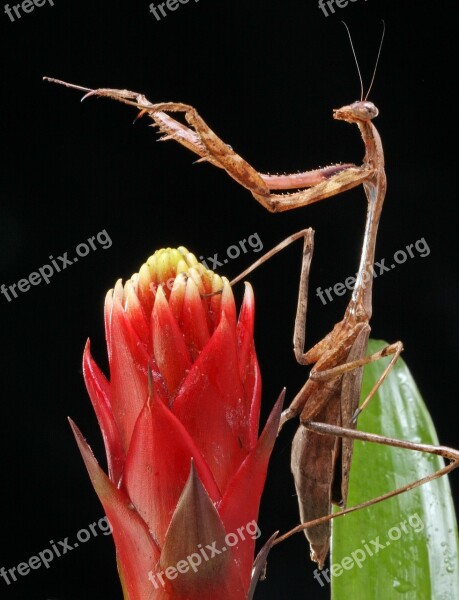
[348,119,386,322]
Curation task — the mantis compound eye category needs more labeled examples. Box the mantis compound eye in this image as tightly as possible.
[350,101,379,120]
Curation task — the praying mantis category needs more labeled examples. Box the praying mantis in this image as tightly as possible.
[44,55,459,576]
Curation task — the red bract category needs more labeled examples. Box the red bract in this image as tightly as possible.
[73,247,282,600]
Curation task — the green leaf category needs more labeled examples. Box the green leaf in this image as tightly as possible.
[330,339,459,600]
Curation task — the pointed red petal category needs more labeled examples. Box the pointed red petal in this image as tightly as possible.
[82,340,124,484]
[160,462,246,599]
[109,296,151,452]
[152,286,192,400]
[220,279,237,331]
[104,288,114,362]
[168,272,187,324]
[179,277,210,360]
[236,283,255,375]
[137,262,156,320]
[237,283,262,448]
[207,273,223,332]
[123,385,221,546]
[172,313,248,494]
[219,390,284,590]
[69,419,161,600]
[123,280,150,351]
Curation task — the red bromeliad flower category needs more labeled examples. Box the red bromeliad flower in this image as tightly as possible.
[71,247,282,600]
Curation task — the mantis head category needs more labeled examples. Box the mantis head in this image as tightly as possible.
[333,101,379,124]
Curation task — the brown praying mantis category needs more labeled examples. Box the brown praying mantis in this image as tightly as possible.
[44,52,459,573]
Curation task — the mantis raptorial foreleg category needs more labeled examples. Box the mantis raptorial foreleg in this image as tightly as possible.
[43,77,371,213]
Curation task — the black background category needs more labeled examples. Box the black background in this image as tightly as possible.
[1,1,458,598]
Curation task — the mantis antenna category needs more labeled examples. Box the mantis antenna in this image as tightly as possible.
[342,20,386,101]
